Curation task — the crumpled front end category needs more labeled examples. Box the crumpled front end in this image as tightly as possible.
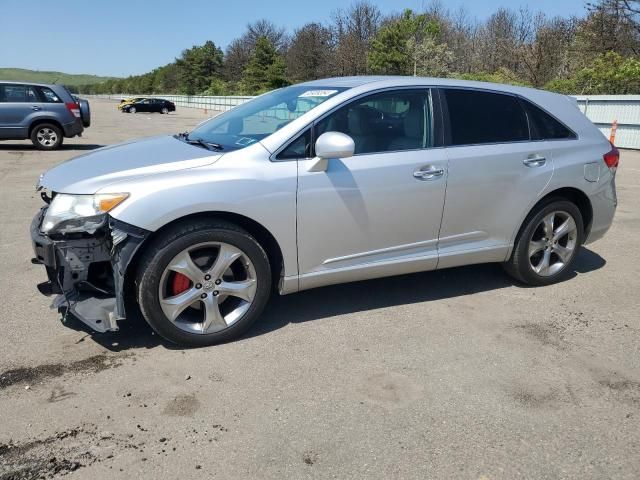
[30,205,149,332]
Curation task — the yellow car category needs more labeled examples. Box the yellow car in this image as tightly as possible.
[117,97,146,111]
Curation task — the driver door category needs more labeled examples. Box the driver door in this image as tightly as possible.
[296,88,448,290]
[137,99,151,112]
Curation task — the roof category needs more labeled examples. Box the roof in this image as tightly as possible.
[0,80,63,87]
[300,75,548,98]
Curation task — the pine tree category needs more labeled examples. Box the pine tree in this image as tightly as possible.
[240,37,288,94]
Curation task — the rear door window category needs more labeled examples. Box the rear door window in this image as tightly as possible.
[521,100,576,140]
[0,84,40,103]
[442,89,529,146]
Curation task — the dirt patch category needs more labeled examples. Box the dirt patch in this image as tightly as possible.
[302,450,318,466]
[515,323,564,348]
[516,307,592,350]
[0,427,95,480]
[511,387,562,408]
[47,386,77,404]
[0,353,131,390]
[358,372,424,409]
[598,376,640,406]
[162,394,201,417]
[0,420,232,478]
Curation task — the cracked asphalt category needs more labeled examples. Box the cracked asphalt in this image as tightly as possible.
[0,99,639,479]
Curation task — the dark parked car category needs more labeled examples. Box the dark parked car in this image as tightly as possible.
[122,98,175,114]
[0,81,90,150]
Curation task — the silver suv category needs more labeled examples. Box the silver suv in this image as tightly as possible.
[31,77,617,346]
[0,82,90,149]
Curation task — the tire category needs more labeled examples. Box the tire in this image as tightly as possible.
[503,199,584,286]
[30,123,63,150]
[129,106,136,114]
[79,99,91,127]
[161,107,169,114]
[136,220,272,346]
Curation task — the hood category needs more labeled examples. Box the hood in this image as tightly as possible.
[39,135,222,193]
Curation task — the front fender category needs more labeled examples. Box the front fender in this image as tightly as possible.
[103,154,299,277]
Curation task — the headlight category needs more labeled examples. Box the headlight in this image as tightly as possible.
[41,193,129,234]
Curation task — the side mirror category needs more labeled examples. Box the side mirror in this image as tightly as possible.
[308,132,355,172]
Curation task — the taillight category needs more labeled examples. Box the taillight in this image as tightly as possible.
[65,102,81,118]
[603,143,620,172]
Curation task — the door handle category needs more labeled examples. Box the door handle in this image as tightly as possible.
[523,155,546,167]
[31,106,41,111]
[413,165,444,180]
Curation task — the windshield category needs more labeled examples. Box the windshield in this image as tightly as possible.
[186,85,347,151]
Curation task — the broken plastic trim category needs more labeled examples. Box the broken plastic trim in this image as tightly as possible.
[31,210,149,333]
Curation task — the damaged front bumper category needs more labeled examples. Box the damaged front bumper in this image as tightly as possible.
[30,208,149,332]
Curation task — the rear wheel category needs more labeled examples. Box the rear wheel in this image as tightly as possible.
[30,123,63,150]
[136,220,271,346]
[504,199,583,286]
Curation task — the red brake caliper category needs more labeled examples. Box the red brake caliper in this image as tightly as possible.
[171,273,191,295]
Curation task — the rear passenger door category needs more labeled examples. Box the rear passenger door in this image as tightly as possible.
[150,99,162,112]
[437,88,555,268]
[34,85,70,123]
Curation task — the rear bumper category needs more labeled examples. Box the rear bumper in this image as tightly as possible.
[62,119,84,138]
[585,173,617,245]
[31,208,149,332]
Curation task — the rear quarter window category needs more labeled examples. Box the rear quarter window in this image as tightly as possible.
[521,100,576,140]
[36,86,63,103]
[443,89,529,146]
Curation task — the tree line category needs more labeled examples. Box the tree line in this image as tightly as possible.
[76,0,640,96]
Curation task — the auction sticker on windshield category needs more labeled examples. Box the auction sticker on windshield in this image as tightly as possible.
[299,90,338,98]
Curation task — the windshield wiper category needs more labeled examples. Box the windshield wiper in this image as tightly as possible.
[175,132,223,151]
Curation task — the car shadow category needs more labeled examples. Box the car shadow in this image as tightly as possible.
[75,247,606,352]
[0,144,104,151]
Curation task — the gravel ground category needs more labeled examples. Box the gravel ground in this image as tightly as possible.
[0,99,638,479]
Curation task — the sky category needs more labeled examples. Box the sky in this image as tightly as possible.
[0,0,588,78]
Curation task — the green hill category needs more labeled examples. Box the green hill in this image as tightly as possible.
[0,68,117,86]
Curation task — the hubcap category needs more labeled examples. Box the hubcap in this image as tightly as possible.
[158,242,257,334]
[528,211,578,277]
[37,128,57,146]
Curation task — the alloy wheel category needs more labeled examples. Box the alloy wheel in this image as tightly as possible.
[36,128,58,147]
[158,242,257,334]
[528,210,578,277]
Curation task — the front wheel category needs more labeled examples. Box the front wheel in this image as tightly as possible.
[161,107,169,114]
[503,200,583,286]
[129,106,136,114]
[136,220,271,346]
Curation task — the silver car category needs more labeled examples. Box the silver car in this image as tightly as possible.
[31,77,618,346]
